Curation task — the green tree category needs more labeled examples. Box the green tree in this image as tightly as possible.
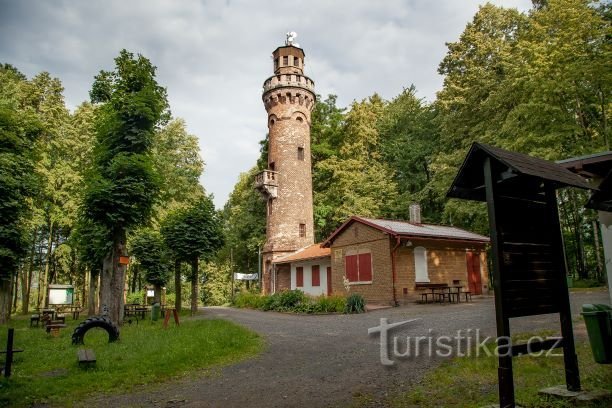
[161,196,224,314]
[314,95,398,239]
[130,228,170,304]
[0,69,41,322]
[83,50,168,324]
[378,86,441,221]
[152,118,205,220]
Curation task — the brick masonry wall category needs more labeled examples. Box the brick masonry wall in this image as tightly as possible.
[395,239,489,304]
[330,222,395,305]
[260,45,316,295]
[276,264,291,292]
[328,220,489,305]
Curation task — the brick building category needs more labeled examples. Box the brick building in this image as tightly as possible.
[256,36,489,304]
[255,34,316,294]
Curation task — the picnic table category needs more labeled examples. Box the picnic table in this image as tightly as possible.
[124,304,150,321]
[417,284,470,304]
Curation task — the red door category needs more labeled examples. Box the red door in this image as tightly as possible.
[466,252,482,295]
[326,267,332,295]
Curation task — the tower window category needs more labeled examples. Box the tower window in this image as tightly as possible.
[283,56,288,65]
[286,75,291,82]
[297,147,304,161]
[268,200,273,216]
[293,57,299,67]
[274,58,279,70]
[296,116,303,122]
[299,223,306,238]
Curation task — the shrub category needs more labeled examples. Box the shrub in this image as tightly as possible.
[233,292,266,309]
[345,293,366,314]
[313,295,346,313]
[126,290,144,304]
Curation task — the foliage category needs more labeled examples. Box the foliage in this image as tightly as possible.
[130,228,171,287]
[344,293,366,314]
[0,316,262,407]
[233,291,348,314]
[383,332,611,408]
[161,196,223,264]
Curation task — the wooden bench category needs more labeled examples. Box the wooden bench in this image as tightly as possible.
[77,349,96,368]
[45,321,67,337]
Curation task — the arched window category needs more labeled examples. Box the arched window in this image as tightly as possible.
[414,247,429,283]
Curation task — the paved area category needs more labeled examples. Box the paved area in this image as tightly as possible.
[84,290,609,408]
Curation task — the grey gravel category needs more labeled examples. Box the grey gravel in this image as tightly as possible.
[82,290,609,408]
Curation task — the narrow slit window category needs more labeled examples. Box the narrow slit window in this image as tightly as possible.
[299,223,306,238]
[297,147,304,161]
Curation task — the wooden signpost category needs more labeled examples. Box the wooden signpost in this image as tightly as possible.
[448,143,594,408]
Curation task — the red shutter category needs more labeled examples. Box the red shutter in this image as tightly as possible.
[327,267,332,294]
[312,265,320,286]
[358,253,372,282]
[296,267,304,287]
[345,255,358,282]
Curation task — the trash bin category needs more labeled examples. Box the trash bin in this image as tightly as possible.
[151,303,161,322]
[581,304,612,364]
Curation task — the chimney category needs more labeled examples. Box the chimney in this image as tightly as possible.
[409,203,421,224]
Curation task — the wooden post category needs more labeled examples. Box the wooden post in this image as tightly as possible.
[484,158,515,408]
[4,328,14,378]
[546,185,580,391]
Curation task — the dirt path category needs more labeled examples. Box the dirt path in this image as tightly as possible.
[83,290,609,408]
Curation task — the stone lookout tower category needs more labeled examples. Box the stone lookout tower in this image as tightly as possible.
[255,32,316,294]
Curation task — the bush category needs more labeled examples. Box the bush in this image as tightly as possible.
[572,278,604,288]
[345,293,366,314]
[233,292,266,309]
[313,295,346,313]
[126,290,144,304]
[234,290,353,315]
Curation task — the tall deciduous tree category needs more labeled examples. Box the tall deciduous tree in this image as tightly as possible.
[0,66,41,323]
[161,196,223,314]
[84,50,168,324]
[130,228,170,304]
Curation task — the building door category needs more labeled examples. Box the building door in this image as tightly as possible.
[326,267,332,295]
[466,252,482,295]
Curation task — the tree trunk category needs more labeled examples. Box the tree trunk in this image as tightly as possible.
[130,264,138,293]
[174,259,182,312]
[593,220,604,281]
[153,283,162,305]
[12,270,19,313]
[191,258,198,315]
[22,230,37,315]
[0,277,13,324]
[99,229,128,325]
[41,221,54,307]
[88,269,99,316]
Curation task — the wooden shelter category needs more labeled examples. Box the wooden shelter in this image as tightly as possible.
[448,142,593,408]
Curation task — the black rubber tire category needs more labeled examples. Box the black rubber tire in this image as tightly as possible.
[71,316,120,345]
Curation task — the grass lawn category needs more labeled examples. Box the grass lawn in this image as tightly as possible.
[0,313,263,407]
[362,331,611,408]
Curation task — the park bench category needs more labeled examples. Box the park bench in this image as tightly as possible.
[77,349,96,368]
[30,314,40,327]
[45,320,67,337]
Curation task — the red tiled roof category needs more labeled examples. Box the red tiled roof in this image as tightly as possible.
[273,243,330,264]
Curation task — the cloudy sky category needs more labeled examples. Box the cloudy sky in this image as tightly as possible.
[0,0,532,208]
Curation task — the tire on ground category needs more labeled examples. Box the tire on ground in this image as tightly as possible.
[71,316,120,345]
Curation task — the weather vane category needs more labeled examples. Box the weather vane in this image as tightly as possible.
[285,31,299,48]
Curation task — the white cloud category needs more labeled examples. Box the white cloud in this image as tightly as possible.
[0,0,532,207]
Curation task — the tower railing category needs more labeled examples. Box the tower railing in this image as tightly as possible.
[254,170,279,198]
[263,74,315,94]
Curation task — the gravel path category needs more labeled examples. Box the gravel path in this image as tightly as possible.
[83,290,608,408]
